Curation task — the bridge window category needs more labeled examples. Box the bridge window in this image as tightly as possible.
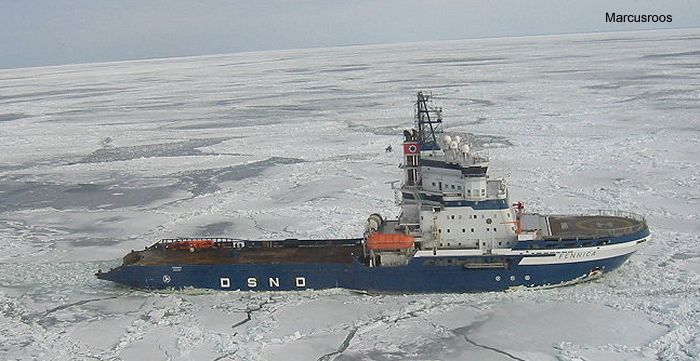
[494,228,497,232]
[451,215,455,220]
[447,229,451,233]
[471,228,474,232]
[462,229,465,233]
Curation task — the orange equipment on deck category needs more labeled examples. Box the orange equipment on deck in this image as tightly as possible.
[170,239,216,251]
[366,233,414,250]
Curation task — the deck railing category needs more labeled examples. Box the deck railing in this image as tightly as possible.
[159,237,245,243]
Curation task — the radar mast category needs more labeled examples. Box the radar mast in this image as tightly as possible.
[415,91,443,151]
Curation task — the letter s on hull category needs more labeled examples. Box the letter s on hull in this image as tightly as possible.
[247,277,257,288]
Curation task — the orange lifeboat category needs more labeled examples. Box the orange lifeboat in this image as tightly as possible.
[366,233,414,251]
[170,239,216,251]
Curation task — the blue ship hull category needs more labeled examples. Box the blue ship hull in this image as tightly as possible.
[98,250,634,293]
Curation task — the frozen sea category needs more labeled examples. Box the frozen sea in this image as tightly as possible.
[0,28,698,360]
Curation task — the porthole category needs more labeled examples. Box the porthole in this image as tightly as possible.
[524,275,531,281]
[486,218,493,224]
[495,276,501,281]
[510,275,516,281]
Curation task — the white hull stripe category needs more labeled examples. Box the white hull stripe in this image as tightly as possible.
[515,238,644,265]
[413,236,649,266]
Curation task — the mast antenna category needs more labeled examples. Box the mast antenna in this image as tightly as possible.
[414,91,443,151]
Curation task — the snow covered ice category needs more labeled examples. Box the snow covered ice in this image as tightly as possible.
[0,28,698,360]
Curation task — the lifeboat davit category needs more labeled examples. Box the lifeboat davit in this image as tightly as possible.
[366,233,414,251]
